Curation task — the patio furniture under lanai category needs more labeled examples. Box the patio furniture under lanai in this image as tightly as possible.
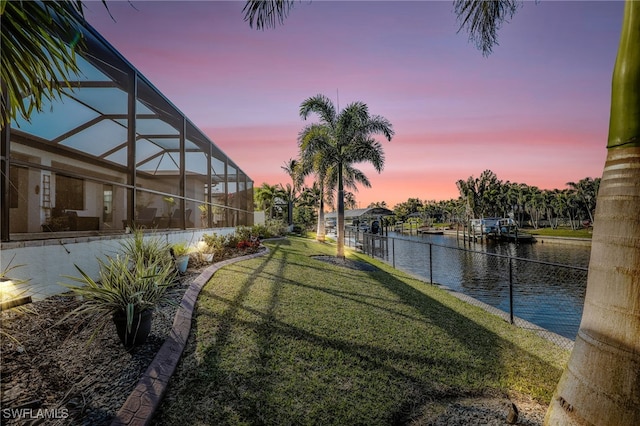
[122,207,157,229]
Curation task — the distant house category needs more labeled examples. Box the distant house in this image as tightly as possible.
[324,207,394,228]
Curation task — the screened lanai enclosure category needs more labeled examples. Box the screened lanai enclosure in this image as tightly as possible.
[1,18,253,242]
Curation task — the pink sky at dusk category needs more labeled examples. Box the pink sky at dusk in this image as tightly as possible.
[86,1,623,208]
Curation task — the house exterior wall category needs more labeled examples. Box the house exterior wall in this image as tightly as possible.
[1,228,236,301]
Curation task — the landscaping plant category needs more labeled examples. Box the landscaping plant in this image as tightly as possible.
[119,228,173,269]
[60,254,178,348]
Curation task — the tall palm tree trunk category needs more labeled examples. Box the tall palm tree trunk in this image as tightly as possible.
[316,182,326,242]
[546,1,640,424]
[546,148,640,425]
[336,162,345,259]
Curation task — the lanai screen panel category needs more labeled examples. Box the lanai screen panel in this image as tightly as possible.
[4,15,254,239]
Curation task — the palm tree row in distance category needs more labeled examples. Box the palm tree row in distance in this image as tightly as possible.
[256,167,601,233]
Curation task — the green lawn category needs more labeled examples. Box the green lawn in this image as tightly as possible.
[155,237,569,425]
[528,227,593,238]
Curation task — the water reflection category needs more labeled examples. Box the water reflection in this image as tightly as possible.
[387,233,589,340]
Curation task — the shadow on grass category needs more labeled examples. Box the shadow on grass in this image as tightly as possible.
[156,240,564,425]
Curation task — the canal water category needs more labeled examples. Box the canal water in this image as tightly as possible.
[384,232,590,341]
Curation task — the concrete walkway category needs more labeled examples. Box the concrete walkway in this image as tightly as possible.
[111,249,269,426]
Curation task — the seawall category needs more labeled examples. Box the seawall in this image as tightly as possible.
[531,235,592,247]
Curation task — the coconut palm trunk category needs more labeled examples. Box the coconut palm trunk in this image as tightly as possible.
[545,1,640,424]
[316,181,326,242]
[336,162,345,259]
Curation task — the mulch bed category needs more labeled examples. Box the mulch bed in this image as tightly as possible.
[0,259,215,426]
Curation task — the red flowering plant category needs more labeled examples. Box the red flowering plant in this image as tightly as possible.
[235,226,261,252]
[236,238,260,250]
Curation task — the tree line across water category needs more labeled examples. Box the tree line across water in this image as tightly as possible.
[255,168,600,231]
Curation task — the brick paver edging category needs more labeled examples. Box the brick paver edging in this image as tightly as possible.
[111,248,270,426]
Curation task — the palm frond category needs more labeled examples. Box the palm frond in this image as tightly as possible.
[299,94,337,126]
[454,0,521,56]
[242,0,296,30]
[345,138,385,172]
[1,0,88,127]
[365,115,395,141]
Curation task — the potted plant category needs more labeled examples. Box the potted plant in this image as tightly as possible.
[193,240,215,263]
[201,233,226,263]
[61,254,177,350]
[171,242,190,274]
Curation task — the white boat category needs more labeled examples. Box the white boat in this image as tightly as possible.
[488,218,535,243]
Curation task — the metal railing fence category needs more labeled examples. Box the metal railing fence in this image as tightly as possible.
[344,228,588,350]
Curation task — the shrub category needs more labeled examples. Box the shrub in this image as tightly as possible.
[202,233,224,250]
[171,242,189,257]
[265,219,286,237]
[201,233,234,262]
[235,226,254,242]
[119,229,173,269]
[224,233,241,249]
[60,254,178,346]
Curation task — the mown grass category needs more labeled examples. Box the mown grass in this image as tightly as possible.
[155,237,569,425]
[528,227,593,238]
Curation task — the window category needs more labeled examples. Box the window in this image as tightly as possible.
[56,175,84,210]
[9,165,21,208]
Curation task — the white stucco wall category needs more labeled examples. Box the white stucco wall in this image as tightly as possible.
[254,211,266,225]
[0,228,236,301]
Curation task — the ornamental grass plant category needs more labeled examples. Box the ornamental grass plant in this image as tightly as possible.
[119,228,174,269]
[60,253,178,346]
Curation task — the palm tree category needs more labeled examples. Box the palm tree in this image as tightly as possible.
[299,94,393,258]
[244,1,640,423]
[278,182,297,226]
[563,188,581,230]
[295,184,320,229]
[298,123,332,241]
[368,201,388,209]
[525,186,545,229]
[299,127,376,242]
[343,191,357,210]
[0,1,113,127]
[254,182,281,220]
[566,177,600,225]
[475,169,501,217]
[281,158,302,225]
[456,176,479,220]
[281,158,303,191]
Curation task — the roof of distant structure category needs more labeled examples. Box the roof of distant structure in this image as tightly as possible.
[324,207,393,219]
